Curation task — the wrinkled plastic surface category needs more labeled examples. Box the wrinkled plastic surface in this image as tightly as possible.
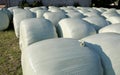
[66,11,85,18]
[24,7,31,10]
[116,10,120,14]
[107,16,120,24]
[83,16,109,31]
[36,9,47,18]
[22,38,103,75]
[48,6,65,13]
[94,8,106,13]
[30,7,42,13]
[99,23,120,34]
[57,18,96,39]
[7,6,19,14]
[81,33,120,75]
[0,11,9,30]
[13,9,35,38]
[2,8,12,20]
[43,12,66,27]
[20,18,57,50]
[83,12,100,17]
[102,9,119,19]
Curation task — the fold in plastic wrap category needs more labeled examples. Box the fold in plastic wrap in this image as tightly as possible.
[81,33,120,75]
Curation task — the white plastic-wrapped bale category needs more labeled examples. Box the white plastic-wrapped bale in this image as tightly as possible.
[13,9,35,38]
[36,9,47,18]
[116,10,120,14]
[24,7,31,10]
[57,18,96,39]
[66,11,85,18]
[48,6,57,9]
[77,7,90,14]
[60,7,76,12]
[83,16,109,31]
[48,6,65,13]
[99,23,120,34]
[63,9,78,13]
[29,7,42,13]
[73,7,80,11]
[67,6,75,9]
[60,7,68,10]
[13,8,25,14]
[0,10,9,30]
[43,12,66,27]
[81,33,120,75]
[22,38,103,75]
[7,6,19,15]
[107,16,120,24]
[88,8,101,15]
[93,8,106,13]
[20,18,57,50]
[102,9,119,19]
[40,6,48,10]
[2,8,13,21]
[83,11,101,17]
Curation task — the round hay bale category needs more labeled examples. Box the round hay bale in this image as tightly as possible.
[66,11,85,18]
[57,18,96,39]
[30,7,42,13]
[83,16,109,31]
[107,16,120,24]
[13,8,35,38]
[24,7,31,10]
[7,6,19,15]
[0,10,9,30]
[36,9,47,18]
[20,18,57,50]
[22,38,103,75]
[43,12,66,27]
[81,33,120,75]
[99,23,120,34]
[102,9,119,19]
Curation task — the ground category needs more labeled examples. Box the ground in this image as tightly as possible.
[0,27,22,75]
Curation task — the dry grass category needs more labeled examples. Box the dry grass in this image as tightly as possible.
[0,28,22,75]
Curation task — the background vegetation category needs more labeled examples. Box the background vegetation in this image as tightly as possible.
[0,27,22,75]
[91,0,119,8]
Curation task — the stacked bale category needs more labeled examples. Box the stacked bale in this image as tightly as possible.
[43,11,67,27]
[22,38,103,75]
[0,10,9,30]
[99,23,120,34]
[13,8,35,38]
[20,18,57,50]
[57,18,96,39]
[81,33,120,75]
[3,6,120,75]
[83,16,109,31]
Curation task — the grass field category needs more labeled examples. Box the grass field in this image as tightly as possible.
[0,28,22,75]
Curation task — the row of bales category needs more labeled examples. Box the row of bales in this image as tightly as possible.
[0,6,120,75]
